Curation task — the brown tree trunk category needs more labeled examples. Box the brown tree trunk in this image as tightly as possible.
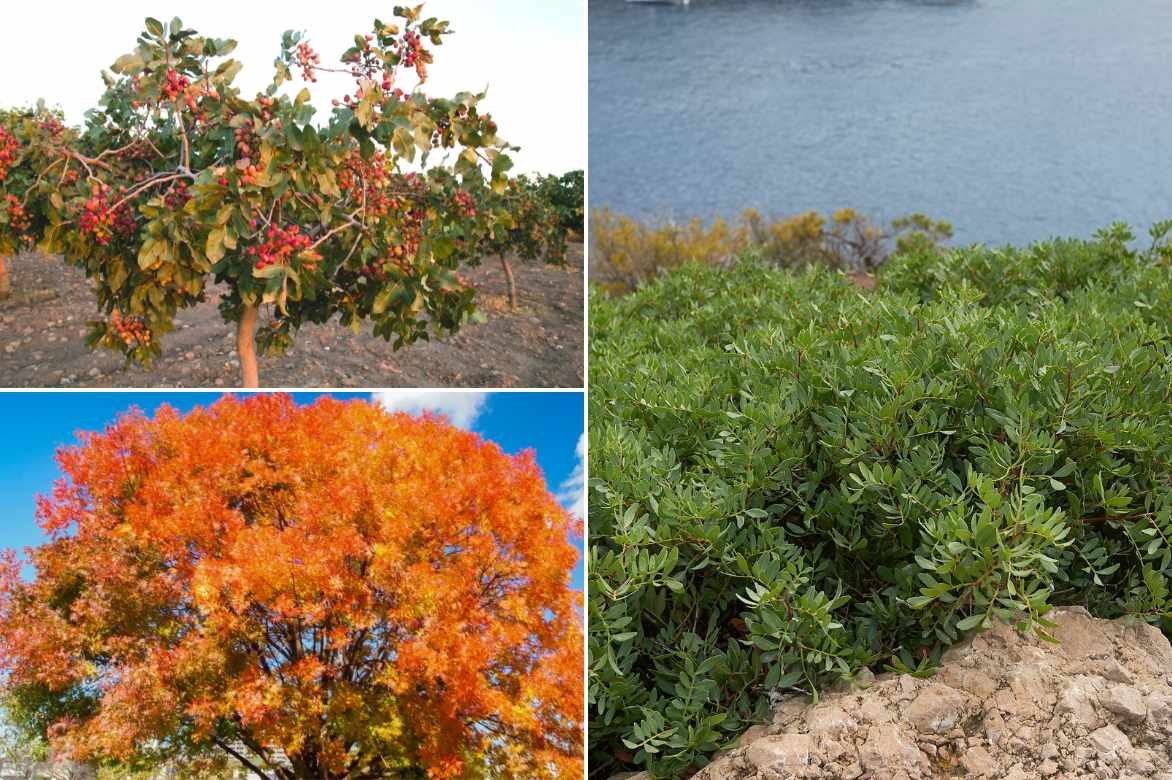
[0,255,9,300]
[499,254,517,311]
[237,304,260,388]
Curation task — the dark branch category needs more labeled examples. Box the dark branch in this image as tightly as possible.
[212,736,271,780]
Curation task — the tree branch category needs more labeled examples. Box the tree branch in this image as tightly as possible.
[212,736,271,780]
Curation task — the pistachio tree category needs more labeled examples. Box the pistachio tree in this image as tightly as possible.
[0,105,76,298]
[474,175,568,311]
[35,6,512,386]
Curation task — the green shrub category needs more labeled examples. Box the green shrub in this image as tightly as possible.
[588,234,1172,777]
[881,221,1172,305]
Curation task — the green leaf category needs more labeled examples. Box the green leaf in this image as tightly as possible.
[372,286,394,315]
[955,613,986,632]
[213,59,243,84]
[316,170,341,199]
[205,227,226,263]
[253,264,286,280]
[301,125,320,155]
[112,53,145,75]
[137,238,167,270]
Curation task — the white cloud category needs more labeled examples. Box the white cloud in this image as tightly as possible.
[372,390,487,429]
[557,431,586,518]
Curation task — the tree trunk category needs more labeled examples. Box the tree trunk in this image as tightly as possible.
[237,304,260,388]
[499,254,517,311]
[0,254,10,300]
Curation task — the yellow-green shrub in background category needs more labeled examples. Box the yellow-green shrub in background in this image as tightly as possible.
[590,207,747,293]
[591,206,952,294]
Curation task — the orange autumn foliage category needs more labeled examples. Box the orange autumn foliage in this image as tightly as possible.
[0,394,583,779]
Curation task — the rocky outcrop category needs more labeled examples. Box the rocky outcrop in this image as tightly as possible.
[685,608,1172,780]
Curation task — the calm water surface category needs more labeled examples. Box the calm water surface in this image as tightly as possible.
[589,0,1172,245]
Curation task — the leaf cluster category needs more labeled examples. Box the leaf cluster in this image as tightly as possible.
[881,220,1172,306]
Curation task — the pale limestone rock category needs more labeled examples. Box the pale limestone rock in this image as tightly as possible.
[693,608,1172,780]
[1087,723,1132,757]
[744,734,815,770]
[1147,692,1172,734]
[856,697,894,724]
[937,666,998,699]
[982,708,1007,745]
[1051,607,1114,659]
[1058,676,1105,729]
[1086,657,1135,684]
[805,704,854,739]
[959,744,999,777]
[1127,748,1158,775]
[1100,683,1147,722]
[858,724,926,771]
[1002,765,1032,780]
[904,685,969,734]
[737,724,768,748]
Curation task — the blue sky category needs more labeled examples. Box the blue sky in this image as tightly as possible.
[0,390,585,588]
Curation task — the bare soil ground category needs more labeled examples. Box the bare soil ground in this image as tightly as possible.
[0,244,583,388]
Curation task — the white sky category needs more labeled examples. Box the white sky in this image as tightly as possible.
[4,0,585,175]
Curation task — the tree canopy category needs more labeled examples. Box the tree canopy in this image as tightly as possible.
[0,395,583,779]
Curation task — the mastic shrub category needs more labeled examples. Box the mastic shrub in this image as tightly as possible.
[881,221,1172,306]
[588,232,1172,777]
[743,207,952,273]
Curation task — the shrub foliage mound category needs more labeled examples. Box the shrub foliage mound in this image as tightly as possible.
[882,221,1172,306]
[588,231,1172,777]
